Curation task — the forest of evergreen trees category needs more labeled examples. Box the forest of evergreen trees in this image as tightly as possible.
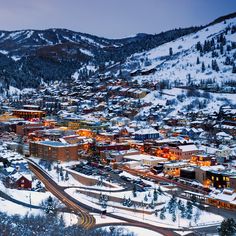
[0,211,134,236]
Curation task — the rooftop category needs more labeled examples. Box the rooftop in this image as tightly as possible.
[38,141,76,147]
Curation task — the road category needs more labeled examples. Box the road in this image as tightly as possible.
[28,160,179,236]
[28,160,96,229]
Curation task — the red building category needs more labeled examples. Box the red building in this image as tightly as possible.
[8,173,32,189]
[96,142,130,153]
[15,175,32,189]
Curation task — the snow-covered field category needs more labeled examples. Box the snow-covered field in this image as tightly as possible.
[1,182,51,206]
[0,197,42,216]
[66,187,223,229]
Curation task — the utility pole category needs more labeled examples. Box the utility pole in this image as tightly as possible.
[29,193,32,211]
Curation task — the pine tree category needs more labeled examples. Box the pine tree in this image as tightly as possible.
[45,196,54,214]
[186,201,193,220]
[196,57,200,65]
[172,212,177,222]
[232,63,236,73]
[149,200,155,209]
[153,188,158,201]
[59,215,65,228]
[196,41,202,52]
[215,61,219,72]
[36,181,42,189]
[48,163,52,171]
[218,218,236,236]
[225,56,231,65]
[144,194,148,202]
[160,207,166,220]
[65,171,69,181]
[60,166,63,176]
[201,62,205,72]
[194,208,201,224]
[168,195,177,214]
[133,188,137,198]
[212,60,219,72]
[154,209,158,217]
[158,186,163,194]
[122,196,127,206]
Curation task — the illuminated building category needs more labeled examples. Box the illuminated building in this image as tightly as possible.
[13,109,46,120]
[168,144,200,160]
[163,162,189,177]
[30,141,78,161]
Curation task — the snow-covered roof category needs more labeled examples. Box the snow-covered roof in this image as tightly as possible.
[11,172,32,181]
[134,127,159,135]
[209,189,236,205]
[124,154,166,162]
[200,165,225,172]
[178,144,199,152]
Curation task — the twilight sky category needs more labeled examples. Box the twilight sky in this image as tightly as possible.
[0,0,235,38]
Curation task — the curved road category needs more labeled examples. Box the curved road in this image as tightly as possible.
[28,160,178,236]
[28,161,96,229]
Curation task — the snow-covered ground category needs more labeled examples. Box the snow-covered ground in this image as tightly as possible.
[0,181,51,206]
[66,187,223,229]
[123,17,236,86]
[31,157,124,191]
[140,88,236,116]
[0,197,42,216]
[101,226,163,236]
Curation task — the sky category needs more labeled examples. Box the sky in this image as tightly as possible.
[0,0,235,38]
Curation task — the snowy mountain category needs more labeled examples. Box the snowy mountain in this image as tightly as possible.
[0,26,200,90]
[115,13,236,91]
[0,12,235,92]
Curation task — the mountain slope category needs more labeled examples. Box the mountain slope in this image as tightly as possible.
[0,12,235,91]
[117,14,236,91]
[0,27,201,90]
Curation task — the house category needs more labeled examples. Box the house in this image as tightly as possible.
[11,159,28,172]
[182,128,204,140]
[5,172,32,189]
[168,144,200,160]
[190,154,215,166]
[134,127,159,141]
[96,142,130,153]
[13,173,32,189]
[180,167,195,179]
[163,162,189,177]
[123,154,166,167]
[216,131,233,144]
[195,165,225,187]
[16,121,46,136]
[230,177,236,190]
[110,117,131,127]
[208,188,236,210]
[206,169,236,189]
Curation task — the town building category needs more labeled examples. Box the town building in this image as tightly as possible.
[29,141,78,161]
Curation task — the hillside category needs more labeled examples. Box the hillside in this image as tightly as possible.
[0,12,235,93]
[0,27,201,90]
[115,15,236,93]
